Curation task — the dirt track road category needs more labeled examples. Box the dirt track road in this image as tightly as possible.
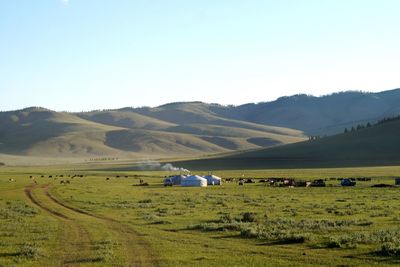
[25,184,157,267]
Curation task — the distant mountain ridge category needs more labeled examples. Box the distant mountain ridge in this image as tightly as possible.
[209,88,400,135]
[1,88,399,159]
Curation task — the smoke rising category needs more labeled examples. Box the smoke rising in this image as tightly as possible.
[138,160,189,172]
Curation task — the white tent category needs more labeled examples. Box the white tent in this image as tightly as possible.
[170,175,187,185]
[181,175,207,187]
[203,175,222,185]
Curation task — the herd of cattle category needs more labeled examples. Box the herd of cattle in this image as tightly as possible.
[223,177,374,187]
[6,174,399,188]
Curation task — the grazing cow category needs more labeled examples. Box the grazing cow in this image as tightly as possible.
[283,178,295,187]
[310,179,326,187]
[106,177,110,180]
[238,181,244,185]
[294,181,308,187]
[8,178,15,182]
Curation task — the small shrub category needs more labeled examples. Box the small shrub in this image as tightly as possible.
[138,199,152,203]
[95,239,115,262]
[379,242,400,257]
[241,212,257,223]
[151,220,172,225]
[326,236,358,249]
[18,243,40,259]
[279,233,309,244]
[218,214,233,223]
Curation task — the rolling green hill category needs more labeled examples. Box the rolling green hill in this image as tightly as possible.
[2,88,400,163]
[178,119,400,169]
[0,106,305,160]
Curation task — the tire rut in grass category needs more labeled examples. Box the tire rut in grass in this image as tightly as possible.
[45,185,158,267]
[24,184,97,266]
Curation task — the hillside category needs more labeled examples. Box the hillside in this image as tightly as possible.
[2,88,400,162]
[210,89,400,135]
[178,119,400,170]
[0,107,305,160]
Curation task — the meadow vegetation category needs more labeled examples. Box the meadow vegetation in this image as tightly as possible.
[1,165,400,266]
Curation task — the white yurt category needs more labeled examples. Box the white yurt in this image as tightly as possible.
[170,175,187,185]
[203,175,222,185]
[181,175,207,187]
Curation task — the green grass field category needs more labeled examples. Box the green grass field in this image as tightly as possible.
[1,165,400,266]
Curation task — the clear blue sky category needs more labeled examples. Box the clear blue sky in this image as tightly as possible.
[1,0,400,111]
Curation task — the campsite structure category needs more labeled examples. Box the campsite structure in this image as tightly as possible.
[180,175,208,187]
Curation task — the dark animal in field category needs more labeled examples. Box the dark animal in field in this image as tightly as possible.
[245,179,255,183]
[49,176,52,178]
[294,181,310,187]
[116,175,120,178]
[371,184,395,188]
[238,181,244,185]
[60,180,70,185]
[8,178,15,182]
[341,178,356,186]
[41,175,44,178]
[310,179,326,187]
[125,176,128,178]
[282,179,295,186]
[106,177,110,180]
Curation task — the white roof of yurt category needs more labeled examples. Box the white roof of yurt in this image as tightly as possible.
[181,175,207,187]
[170,174,186,185]
[204,174,222,184]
